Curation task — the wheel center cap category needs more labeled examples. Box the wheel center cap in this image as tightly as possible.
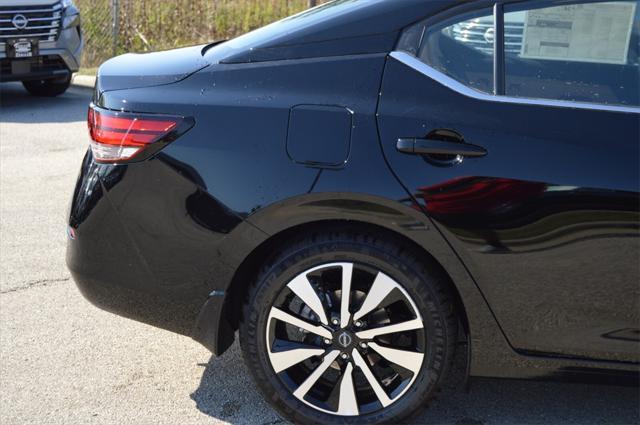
[337,331,352,348]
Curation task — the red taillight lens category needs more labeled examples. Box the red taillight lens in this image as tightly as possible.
[87,105,184,163]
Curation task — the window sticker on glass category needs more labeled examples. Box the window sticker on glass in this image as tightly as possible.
[520,2,636,64]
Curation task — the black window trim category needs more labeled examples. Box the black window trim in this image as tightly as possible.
[493,2,505,95]
[396,0,640,114]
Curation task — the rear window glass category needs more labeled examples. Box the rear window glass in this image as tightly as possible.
[417,9,495,94]
[504,1,639,106]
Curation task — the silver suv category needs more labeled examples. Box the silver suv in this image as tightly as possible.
[0,0,82,96]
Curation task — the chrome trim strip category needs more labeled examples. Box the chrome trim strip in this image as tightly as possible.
[389,51,640,114]
[0,31,57,38]
[0,16,60,23]
[0,6,61,14]
[0,24,59,31]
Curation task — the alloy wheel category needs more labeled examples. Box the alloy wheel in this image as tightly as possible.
[265,262,425,416]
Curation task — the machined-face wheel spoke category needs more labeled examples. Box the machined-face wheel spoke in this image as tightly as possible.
[269,307,332,340]
[340,263,354,328]
[287,273,329,325]
[337,362,358,416]
[355,318,423,340]
[269,345,326,373]
[367,342,424,374]
[267,262,425,417]
[293,350,341,400]
[352,272,397,322]
[352,349,392,408]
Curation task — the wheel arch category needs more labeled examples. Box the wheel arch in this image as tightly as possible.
[193,193,502,359]
[226,218,470,342]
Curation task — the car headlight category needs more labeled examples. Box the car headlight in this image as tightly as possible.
[61,0,80,28]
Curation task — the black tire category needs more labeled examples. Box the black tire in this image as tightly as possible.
[240,230,458,424]
[22,74,72,97]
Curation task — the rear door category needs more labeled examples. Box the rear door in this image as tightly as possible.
[377,0,640,362]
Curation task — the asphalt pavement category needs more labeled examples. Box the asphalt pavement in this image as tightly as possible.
[1,81,638,425]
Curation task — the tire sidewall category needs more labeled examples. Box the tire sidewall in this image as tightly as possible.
[23,75,71,97]
[241,239,452,424]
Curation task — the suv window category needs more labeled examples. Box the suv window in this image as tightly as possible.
[504,1,639,106]
[417,9,495,94]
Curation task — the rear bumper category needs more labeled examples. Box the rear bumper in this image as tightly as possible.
[65,152,202,335]
[65,150,248,351]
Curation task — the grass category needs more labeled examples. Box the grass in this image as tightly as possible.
[75,0,328,67]
[77,67,98,76]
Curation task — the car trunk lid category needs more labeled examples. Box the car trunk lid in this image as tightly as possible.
[96,44,210,94]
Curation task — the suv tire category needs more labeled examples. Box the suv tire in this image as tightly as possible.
[22,74,72,97]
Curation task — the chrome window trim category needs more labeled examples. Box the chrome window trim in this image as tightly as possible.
[389,51,640,114]
[0,5,62,14]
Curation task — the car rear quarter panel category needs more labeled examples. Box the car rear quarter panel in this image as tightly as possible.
[74,53,392,337]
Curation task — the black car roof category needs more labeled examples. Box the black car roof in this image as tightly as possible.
[206,0,458,64]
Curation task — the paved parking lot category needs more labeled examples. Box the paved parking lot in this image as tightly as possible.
[1,82,639,425]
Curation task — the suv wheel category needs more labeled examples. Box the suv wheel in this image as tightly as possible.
[240,231,458,424]
[22,74,72,97]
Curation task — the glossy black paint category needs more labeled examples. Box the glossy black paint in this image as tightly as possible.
[377,54,640,363]
[66,0,640,385]
[96,44,210,93]
[207,0,451,64]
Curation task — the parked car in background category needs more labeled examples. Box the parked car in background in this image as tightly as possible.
[0,0,82,96]
[67,0,639,423]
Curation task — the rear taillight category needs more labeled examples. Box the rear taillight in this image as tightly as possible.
[87,104,186,163]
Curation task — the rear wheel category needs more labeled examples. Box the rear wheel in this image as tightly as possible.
[22,74,71,97]
[240,232,458,424]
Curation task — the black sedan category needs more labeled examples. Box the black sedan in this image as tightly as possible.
[66,0,640,423]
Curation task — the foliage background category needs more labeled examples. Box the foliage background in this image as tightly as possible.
[74,0,326,68]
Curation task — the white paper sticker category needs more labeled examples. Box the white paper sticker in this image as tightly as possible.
[520,2,636,64]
